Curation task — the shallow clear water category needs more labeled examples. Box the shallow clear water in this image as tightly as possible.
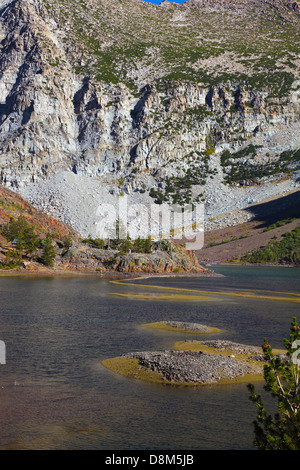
[0,265,299,450]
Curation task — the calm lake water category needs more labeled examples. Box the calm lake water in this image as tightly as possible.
[0,265,299,450]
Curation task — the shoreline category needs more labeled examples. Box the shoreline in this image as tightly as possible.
[0,262,298,278]
[0,268,222,279]
[203,261,299,268]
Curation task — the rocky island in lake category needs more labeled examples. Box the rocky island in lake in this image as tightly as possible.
[141,321,222,335]
[102,325,285,386]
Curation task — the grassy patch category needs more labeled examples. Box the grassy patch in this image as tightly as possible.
[101,356,166,384]
[263,217,297,232]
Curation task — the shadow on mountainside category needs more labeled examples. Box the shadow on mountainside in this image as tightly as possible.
[243,190,300,229]
[197,190,300,264]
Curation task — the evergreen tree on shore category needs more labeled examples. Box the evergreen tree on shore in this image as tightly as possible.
[248,317,300,450]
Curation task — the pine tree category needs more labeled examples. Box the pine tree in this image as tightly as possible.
[40,233,56,267]
[132,236,143,253]
[1,215,39,260]
[143,235,152,253]
[247,317,300,450]
[119,234,132,254]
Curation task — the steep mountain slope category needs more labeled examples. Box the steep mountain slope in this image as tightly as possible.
[0,183,79,269]
[0,0,299,239]
[0,184,78,239]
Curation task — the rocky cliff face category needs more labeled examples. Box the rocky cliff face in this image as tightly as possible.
[0,0,299,236]
[0,0,80,186]
[57,241,206,273]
